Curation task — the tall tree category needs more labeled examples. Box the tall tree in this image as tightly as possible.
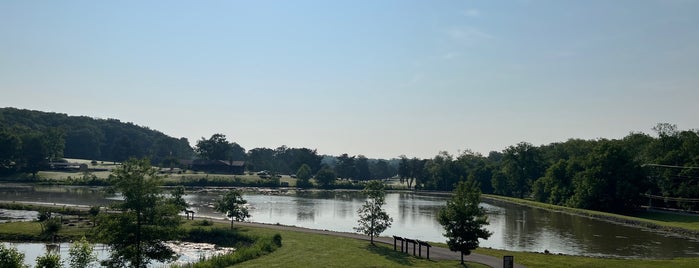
[567,141,645,213]
[314,168,337,188]
[296,164,312,188]
[336,153,356,179]
[354,155,371,181]
[354,181,393,245]
[214,190,251,229]
[0,130,20,174]
[196,134,236,161]
[437,179,492,265]
[370,159,394,180]
[97,158,182,268]
[20,133,49,178]
[501,142,544,198]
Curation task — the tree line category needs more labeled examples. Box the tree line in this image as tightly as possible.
[0,108,194,175]
[399,123,699,213]
[3,108,698,213]
[193,133,399,181]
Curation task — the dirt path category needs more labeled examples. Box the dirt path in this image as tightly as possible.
[220,219,526,268]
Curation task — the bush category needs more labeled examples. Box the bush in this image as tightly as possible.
[273,233,282,247]
[0,244,26,268]
[35,253,61,268]
[192,219,214,226]
[178,233,282,268]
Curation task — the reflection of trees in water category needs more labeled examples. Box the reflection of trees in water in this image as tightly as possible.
[493,199,699,258]
[295,197,315,221]
[397,192,443,224]
[0,185,110,206]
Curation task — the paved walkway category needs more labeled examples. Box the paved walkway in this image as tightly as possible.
[225,220,526,268]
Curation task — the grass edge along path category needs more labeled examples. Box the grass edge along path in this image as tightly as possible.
[482,194,699,238]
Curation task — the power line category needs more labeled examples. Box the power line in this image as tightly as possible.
[642,164,699,169]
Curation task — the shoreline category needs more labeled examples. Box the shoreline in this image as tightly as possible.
[482,194,699,241]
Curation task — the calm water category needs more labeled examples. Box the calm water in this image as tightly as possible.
[1,183,698,259]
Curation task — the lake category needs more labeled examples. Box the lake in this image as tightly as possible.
[1,183,697,259]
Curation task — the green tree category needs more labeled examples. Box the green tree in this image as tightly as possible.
[69,236,98,268]
[501,142,544,198]
[314,168,337,188]
[20,133,49,178]
[354,155,371,181]
[44,128,65,162]
[0,130,20,175]
[369,159,394,180]
[437,179,492,265]
[295,164,312,188]
[214,190,250,229]
[97,158,181,268]
[0,244,27,268]
[196,134,245,161]
[354,181,393,245]
[35,253,61,268]
[336,153,356,180]
[171,186,188,212]
[567,141,645,213]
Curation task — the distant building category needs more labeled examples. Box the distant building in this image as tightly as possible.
[179,159,245,175]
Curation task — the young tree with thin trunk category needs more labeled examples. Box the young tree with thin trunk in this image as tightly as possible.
[69,236,98,268]
[97,158,182,268]
[438,179,492,265]
[354,180,393,245]
[214,190,250,229]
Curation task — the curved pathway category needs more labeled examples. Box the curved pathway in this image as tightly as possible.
[223,220,526,268]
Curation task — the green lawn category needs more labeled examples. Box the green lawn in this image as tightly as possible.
[231,224,487,268]
[3,218,698,268]
[475,247,698,268]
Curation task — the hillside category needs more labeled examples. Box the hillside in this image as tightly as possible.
[0,107,193,164]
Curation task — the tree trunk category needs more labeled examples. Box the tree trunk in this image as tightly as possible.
[460,251,464,265]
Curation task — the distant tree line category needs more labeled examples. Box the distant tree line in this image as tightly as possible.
[399,123,699,213]
[5,108,697,214]
[0,108,193,172]
[194,134,400,181]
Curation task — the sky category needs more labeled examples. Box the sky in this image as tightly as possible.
[1,0,698,159]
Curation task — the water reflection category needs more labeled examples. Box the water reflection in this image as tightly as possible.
[1,184,698,258]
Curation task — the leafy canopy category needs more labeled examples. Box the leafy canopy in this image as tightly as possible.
[437,179,492,263]
[354,180,393,244]
[97,158,182,268]
[214,190,251,229]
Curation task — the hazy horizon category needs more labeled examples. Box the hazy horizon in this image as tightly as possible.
[2,1,698,159]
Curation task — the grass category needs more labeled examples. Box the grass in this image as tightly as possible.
[228,224,487,268]
[0,218,94,242]
[474,247,699,268]
[2,216,699,268]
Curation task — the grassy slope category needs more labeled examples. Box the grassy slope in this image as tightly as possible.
[233,224,487,268]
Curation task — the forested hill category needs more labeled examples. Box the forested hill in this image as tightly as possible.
[0,107,193,164]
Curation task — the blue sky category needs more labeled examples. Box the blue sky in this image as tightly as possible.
[2,0,698,159]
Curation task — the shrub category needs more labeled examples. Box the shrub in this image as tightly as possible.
[35,253,61,268]
[0,244,26,268]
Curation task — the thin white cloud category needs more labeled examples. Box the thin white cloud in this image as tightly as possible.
[462,9,482,17]
[445,26,492,43]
